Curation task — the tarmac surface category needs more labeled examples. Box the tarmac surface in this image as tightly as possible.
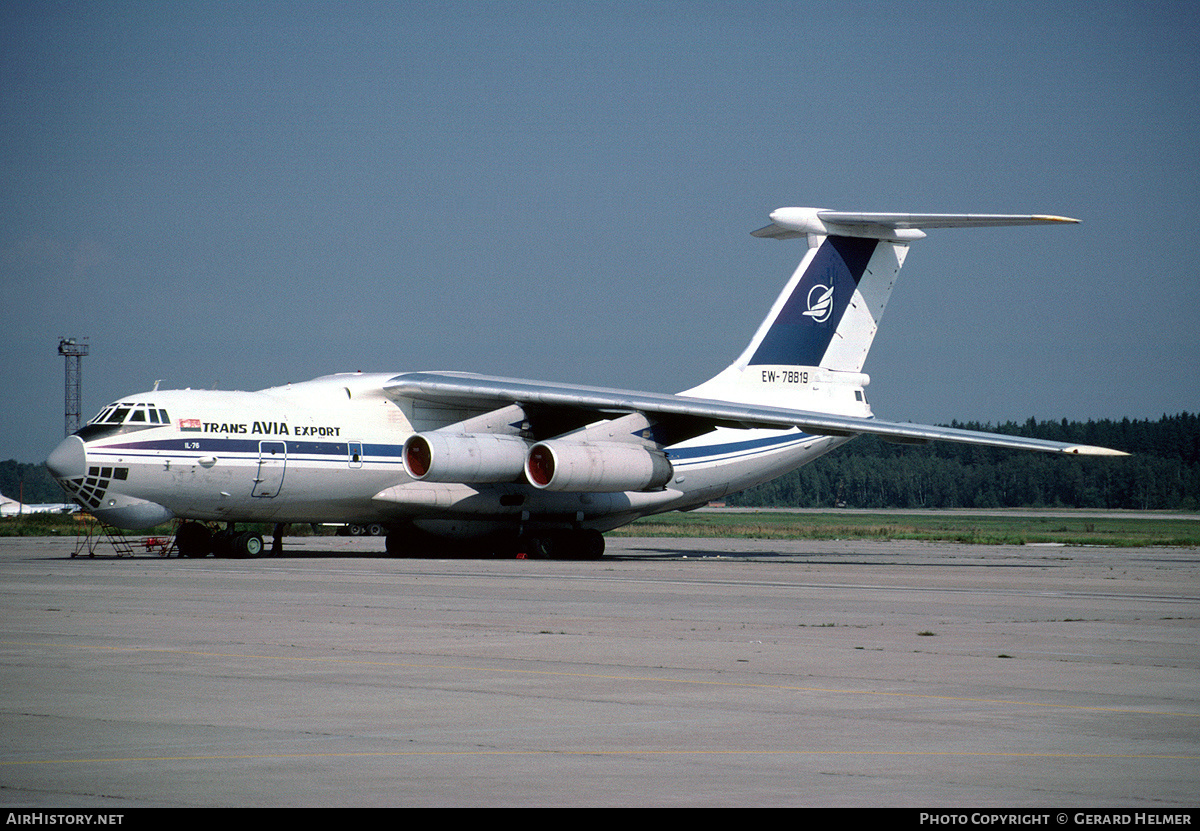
[0,533,1197,808]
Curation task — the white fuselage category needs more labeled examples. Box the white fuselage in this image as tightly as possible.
[48,372,849,536]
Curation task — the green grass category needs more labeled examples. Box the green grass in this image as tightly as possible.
[0,513,114,537]
[610,510,1200,547]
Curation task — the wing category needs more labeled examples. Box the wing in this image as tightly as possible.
[384,372,1127,456]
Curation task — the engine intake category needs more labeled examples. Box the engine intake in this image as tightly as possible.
[403,433,529,483]
[525,441,673,492]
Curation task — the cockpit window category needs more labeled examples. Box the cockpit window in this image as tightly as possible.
[89,403,171,426]
[79,402,170,440]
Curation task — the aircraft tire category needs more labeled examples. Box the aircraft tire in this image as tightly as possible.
[576,529,605,560]
[546,530,605,560]
[234,532,264,558]
[385,530,421,557]
[175,522,212,558]
[211,529,234,558]
[520,534,555,560]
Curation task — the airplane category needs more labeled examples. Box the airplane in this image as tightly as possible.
[44,207,1126,559]
[0,493,78,517]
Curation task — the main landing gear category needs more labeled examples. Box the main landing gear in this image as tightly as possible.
[174,522,268,559]
[516,529,606,561]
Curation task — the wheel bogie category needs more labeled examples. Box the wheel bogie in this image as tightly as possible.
[195,526,264,559]
[516,529,604,560]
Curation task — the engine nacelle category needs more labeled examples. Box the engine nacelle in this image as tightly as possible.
[403,433,529,483]
[524,441,674,492]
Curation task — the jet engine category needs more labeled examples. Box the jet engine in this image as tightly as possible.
[403,433,529,483]
[524,441,673,492]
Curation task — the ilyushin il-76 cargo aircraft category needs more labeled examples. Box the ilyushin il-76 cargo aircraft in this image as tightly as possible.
[46,207,1126,559]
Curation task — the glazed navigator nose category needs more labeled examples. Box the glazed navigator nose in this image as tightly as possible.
[46,435,87,481]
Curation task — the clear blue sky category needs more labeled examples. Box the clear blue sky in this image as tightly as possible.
[3,1,1198,463]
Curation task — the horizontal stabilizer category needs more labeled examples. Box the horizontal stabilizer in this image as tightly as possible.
[752,208,1080,240]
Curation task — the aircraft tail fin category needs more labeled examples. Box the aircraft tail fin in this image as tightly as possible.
[683,208,1079,412]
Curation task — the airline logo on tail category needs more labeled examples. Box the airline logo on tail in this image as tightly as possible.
[803,284,834,323]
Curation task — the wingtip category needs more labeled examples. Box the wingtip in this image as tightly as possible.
[1033,214,1082,224]
[1063,445,1130,456]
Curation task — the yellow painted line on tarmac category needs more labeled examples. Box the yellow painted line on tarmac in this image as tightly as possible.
[4,640,1199,721]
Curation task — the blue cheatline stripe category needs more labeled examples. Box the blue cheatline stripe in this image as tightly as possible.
[101,437,407,463]
[749,235,878,367]
[666,432,817,464]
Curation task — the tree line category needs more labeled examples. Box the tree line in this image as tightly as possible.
[725,413,1200,510]
[5,413,1197,511]
[1,459,63,506]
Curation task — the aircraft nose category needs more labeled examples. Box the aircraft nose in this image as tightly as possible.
[46,435,87,480]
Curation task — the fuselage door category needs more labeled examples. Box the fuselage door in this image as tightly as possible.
[348,441,363,469]
[252,441,287,497]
